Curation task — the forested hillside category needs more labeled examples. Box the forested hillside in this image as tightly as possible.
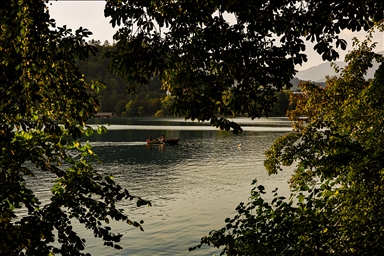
[77,41,294,117]
[76,40,171,117]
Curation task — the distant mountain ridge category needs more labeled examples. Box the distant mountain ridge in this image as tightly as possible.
[295,50,383,82]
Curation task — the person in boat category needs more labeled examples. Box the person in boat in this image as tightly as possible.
[148,135,153,141]
[158,134,165,143]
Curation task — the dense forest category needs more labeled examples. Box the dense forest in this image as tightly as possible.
[76,40,171,117]
[77,40,295,118]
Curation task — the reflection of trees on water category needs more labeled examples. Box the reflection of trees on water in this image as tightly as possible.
[92,143,181,166]
[87,127,288,200]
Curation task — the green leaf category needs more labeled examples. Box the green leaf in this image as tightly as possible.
[97,125,108,135]
[85,126,94,137]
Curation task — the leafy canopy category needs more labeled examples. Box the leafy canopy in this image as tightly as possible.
[0,1,149,255]
[76,42,169,116]
[104,0,383,133]
[190,28,384,255]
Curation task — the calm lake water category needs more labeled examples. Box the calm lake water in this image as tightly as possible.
[28,117,295,255]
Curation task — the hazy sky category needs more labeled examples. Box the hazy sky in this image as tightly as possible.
[47,1,383,71]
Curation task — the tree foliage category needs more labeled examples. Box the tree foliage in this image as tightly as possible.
[76,42,169,116]
[0,1,149,255]
[77,41,289,117]
[190,29,384,255]
[2,0,383,254]
[104,0,383,133]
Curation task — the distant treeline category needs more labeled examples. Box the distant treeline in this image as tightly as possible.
[76,40,172,117]
[77,40,301,118]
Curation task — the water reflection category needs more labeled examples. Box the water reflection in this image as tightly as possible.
[27,118,294,255]
[83,119,293,255]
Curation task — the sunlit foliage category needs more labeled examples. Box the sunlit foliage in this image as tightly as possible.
[0,1,149,255]
[191,29,384,255]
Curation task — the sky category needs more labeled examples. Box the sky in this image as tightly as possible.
[47,1,383,71]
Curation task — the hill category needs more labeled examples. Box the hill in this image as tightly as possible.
[296,50,383,82]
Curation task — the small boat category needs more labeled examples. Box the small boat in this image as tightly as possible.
[146,138,180,145]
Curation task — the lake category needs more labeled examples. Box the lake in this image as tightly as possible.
[29,117,295,255]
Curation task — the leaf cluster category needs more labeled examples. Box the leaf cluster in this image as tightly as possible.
[190,180,339,255]
[1,1,150,255]
[104,0,382,133]
[77,41,290,118]
[191,28,384,255]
